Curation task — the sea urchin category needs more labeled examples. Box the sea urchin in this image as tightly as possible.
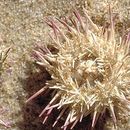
[0,48,11,128]
[26,7,130,130]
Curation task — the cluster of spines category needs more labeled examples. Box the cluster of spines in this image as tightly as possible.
[26,7,130,130]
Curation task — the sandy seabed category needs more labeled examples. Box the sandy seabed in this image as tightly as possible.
[0,0,130,130]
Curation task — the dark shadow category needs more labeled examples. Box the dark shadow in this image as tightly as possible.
[16,61,55,130]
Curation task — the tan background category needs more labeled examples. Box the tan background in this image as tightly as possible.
[0,0,130,130]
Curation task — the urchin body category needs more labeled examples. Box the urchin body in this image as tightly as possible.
[27,8,130,130]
